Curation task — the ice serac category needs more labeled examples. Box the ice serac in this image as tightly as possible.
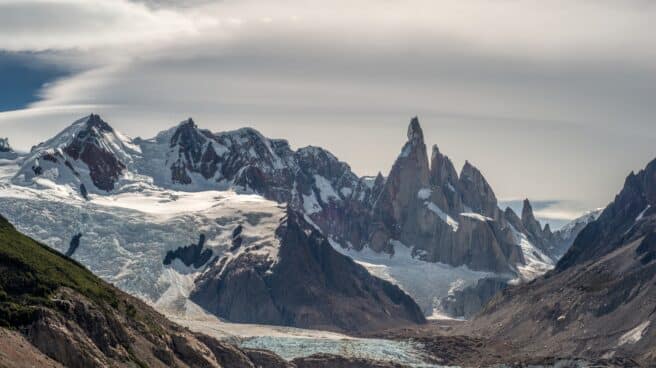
[191,209,425,333]
[369,117,430,252]
[472,157,656,365]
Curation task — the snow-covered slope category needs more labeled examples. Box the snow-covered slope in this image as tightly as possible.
[555,208,603,243]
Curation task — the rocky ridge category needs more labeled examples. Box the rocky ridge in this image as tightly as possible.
[468,157,656,365]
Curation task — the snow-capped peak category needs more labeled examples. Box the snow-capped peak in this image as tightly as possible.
[13,114,140,193]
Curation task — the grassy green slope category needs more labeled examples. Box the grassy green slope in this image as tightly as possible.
[0,216,121,327]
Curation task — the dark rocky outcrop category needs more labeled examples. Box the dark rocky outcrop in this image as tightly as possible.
[190,209,426,333]
[0,137,11,152]
[163,234,213,268]
[64,233,82,257]
[0,137,17,159]
[470,157,656,366]
[62,114,126,191]
[15,114,131,194]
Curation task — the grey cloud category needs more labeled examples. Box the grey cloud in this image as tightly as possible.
[0,0,655,214]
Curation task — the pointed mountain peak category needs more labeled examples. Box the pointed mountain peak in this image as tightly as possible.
[458,160,498,217]
[407,116,424,142]
[181,117,197,128]
[522,198,534,217]
[429,144,458,188]
[460,160,478,179]
[83,113,113,133]
[431,144,441,159]
[374,171,385,185]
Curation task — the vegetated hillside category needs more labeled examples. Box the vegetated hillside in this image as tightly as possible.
[0,215,282,368]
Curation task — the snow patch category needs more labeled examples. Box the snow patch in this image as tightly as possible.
[313,174,340,203]
[636,205,651,222]
[425,202,459,232]
[618,321,650,346]
[417,188,432,200]
[331,239,492,317]
[302,192,322,214]
[460,212,493,222]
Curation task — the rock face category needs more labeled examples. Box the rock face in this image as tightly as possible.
[441,277,509,319]
[0,215,290,368]
[470,157,656,365]
[190,209,426,333]
[64,233,82,257]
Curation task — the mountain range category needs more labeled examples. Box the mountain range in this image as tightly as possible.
[1,113,634,366]
[3,114,584,320]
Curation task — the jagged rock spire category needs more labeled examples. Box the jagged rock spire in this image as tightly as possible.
[521,198,543,237]
[458,161,498,217]
[407,116,424,142]
[369,117,430,251]
[429,144,458,189]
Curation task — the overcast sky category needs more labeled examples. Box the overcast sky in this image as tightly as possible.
[0,0,654,224]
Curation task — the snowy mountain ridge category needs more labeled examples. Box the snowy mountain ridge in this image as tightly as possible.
[0,114,596,320]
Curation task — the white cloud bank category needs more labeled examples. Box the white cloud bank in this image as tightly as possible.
[1,0,655,210]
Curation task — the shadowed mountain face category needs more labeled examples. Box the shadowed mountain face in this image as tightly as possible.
[190,209,426,333]
[470,157,656,365]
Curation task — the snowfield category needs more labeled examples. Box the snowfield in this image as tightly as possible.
[331,239,494,317]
